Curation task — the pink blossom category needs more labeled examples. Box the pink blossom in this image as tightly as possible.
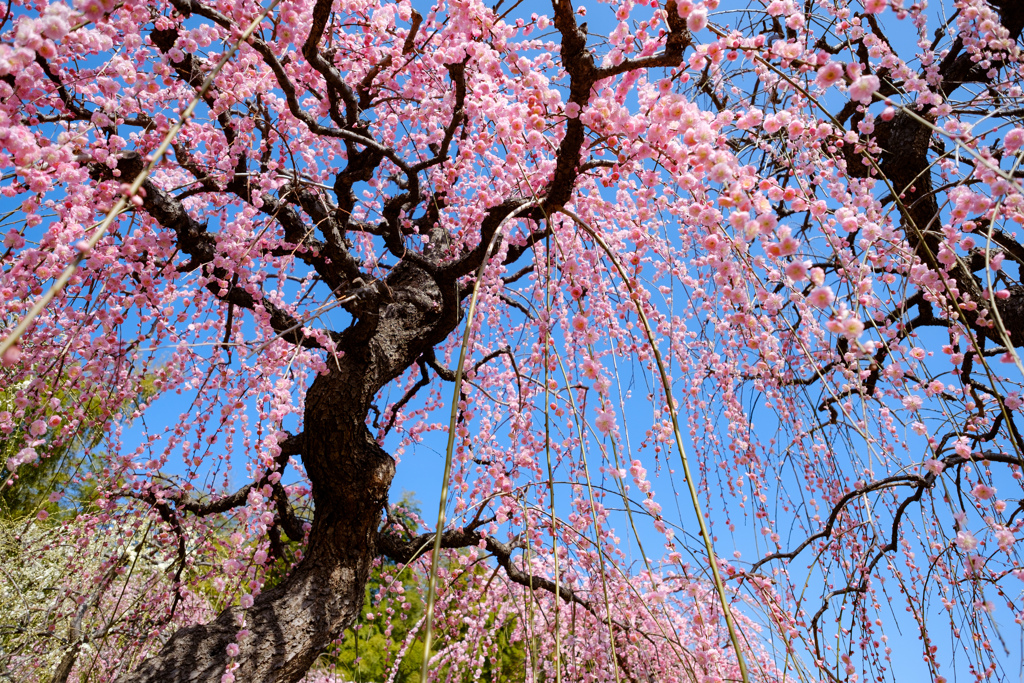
[1005,128,1024,153]
[709,162,732,184]
[840,315,864,339]
[3,230,25,249]
[994,525,1015,551]
[7,447,37,470]
[643,498,662,515]
[815,62,844,89]
[686,7,708,32]
[849,75,880,104]
[0,3,1017,679]
[902,395,923,411]
[1,346,21,367]
[76,0,105,21]
[785,260,810,281]
[971,484,996,500]
[763,115,783,134]
[807,286,835,308]
[595,409,616,435]
[955,530,979,552]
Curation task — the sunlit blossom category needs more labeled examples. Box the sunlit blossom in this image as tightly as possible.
[807,286,835,308]
[816,62,845,88]
[849,74,880,104]
[955,530,979,552]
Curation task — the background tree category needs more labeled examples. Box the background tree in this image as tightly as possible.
[0,366,153,519]
[0,373,178,682]
[1,0,1023,681]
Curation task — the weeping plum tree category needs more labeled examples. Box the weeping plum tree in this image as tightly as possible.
[2,0,1024,680]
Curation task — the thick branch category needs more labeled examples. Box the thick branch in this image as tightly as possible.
[378,526,591,609]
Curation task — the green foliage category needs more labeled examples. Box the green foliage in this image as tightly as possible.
[0,515,82,680]
[327,569,426,683]
[262,529,303,591]
[0,375,167,681]
[1,384,88,520]
[311,493,527,682]
[478,619,528,682]
[311,492,425,682]
[0,374,154,521]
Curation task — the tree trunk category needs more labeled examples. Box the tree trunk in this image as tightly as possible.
[118,263,455,682]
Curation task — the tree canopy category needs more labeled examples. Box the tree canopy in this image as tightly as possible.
[2,0,1024,681]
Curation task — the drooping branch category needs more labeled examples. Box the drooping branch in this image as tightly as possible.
[486,536,590,609]
[34,55,94,122]
[152,7,376,294]
[381,356,430,436]
[176,0,414,183]
[409,60,468,175]
[547,0,598,208]
[748,446,1024,590]
[592,0,691,79]
[356,9,422,111]
[746,473,930,576]
[302,0,359,128]
[435,198,537,279]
